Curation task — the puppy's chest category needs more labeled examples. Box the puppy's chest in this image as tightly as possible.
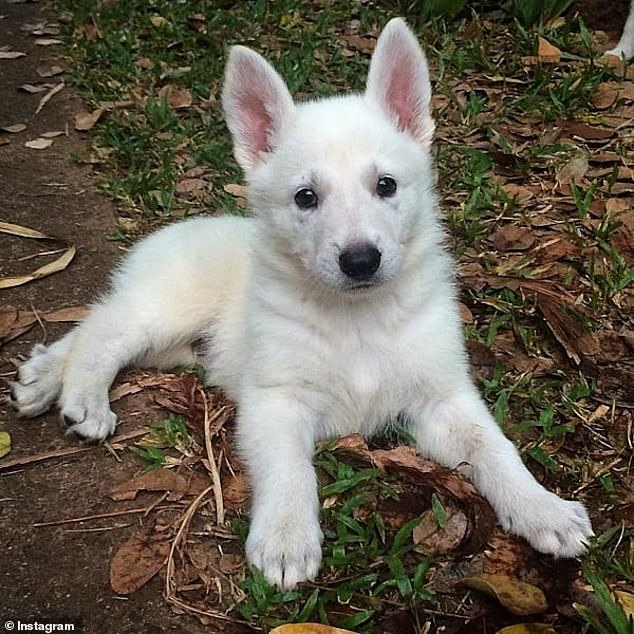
[319,325,414,430]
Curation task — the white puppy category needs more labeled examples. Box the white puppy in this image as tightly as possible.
[11,18,593,589]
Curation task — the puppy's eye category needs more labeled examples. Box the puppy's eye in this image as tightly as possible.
[295,188,318,209]
[376,176,397,198]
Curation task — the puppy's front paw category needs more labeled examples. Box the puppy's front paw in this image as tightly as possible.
[246,510,323,590]
[60,397,117,443]
[502,490,593,558]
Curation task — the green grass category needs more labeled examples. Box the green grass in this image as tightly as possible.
[234,444,433,632]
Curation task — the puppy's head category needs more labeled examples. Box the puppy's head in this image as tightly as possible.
[222,18,438,294]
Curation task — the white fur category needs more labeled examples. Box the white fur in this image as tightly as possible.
[607,0,634,59]
[11,18,593,589]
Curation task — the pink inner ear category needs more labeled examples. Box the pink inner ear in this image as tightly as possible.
[385,47,420,134]
[241,91,272,156]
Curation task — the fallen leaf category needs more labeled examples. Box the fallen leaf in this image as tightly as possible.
[614,591,634,618]
[0,432,11,459]
[224,183,248,198]
[340,34,376,53]
[491,225,535,251]
[413,504,468,555]
[332,435,495,554]
[0,138,10,146]
[35,38,62,46]
[459,574,548,615]
[537,37,561,63]
[135,56,154,69]
[536,295,588,365]
[110,526,170,594]
[74,108,105,131]
[35,82,64,114]
[110,469,189,501]
[594,82,634,109]
[0,50,26,59]
[36,63,64,77]
[270,625,357,634]
[466,340,497,381]
[20,83,50,93]
[24,138,53,150]
[1,123,26,133]
[224,472,249,509]
[42,130,65,138]
[175,178,208,194]
[500,183,533,204]
[150,15,167,28]
[556,155,588,185]
[0,221,76,289]
[496,625,555,634]
[44,305,88,322]
[158,84,192,109]
[559,119,613,141]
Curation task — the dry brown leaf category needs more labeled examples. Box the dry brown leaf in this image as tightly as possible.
[270,625,357,634]
[614,590,634,619]
[594,82,634,109]
[110,469,189,501]
[224,471,249,509]
[175,178,208,194]
[537,37,561,63]
[413,504,468,555]
[466,340,497,381]
[224,183,248,198]
[74,108,105,131]
[35,82,64,114]
[36,64,64,77]
[500,183,533,204]
[110,526,170,594]
[559,119,613,141]
[135,56,154,69]
[332,434,495,554]
[158,84,192,109]
[496,625,555,634]
[35,38,62,46]
[1,123,26,133]
[20,83,50,94]
[0,221,76,289]
[605,198,631,214]
[41,130,65,138]
[24,137,53,150]
[556,155,588,185]
[459,574,548,615]
[44,305,88,322]
[491,225,535,251]
[536,296,586,365]
[613,213,634,265]
[340,34,376,53]
[0,50,26,59]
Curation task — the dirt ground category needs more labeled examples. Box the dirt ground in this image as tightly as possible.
[0,2,215,632]
[1,1,632,633]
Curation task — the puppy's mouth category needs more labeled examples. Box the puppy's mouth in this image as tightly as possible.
[342,278,384,293]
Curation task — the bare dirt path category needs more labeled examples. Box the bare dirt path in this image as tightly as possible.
[0,3,214,632]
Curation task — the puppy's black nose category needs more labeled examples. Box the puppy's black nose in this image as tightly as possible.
[339,243,381,279]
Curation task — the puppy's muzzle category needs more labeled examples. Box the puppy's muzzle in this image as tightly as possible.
[339,242,381,280]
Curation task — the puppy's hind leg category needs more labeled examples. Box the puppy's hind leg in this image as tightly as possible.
[9,331,77,418]
[57,295,183,443]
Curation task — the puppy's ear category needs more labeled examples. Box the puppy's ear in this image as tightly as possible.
[366,18,434,145]
[222,46,294,171]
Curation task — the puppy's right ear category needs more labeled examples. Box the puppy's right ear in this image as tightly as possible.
[222,46,294,172]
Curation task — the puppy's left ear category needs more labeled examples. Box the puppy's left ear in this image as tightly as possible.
[366,18,434,145]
